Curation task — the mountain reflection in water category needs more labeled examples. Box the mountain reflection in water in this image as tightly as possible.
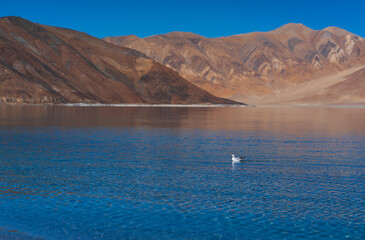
[1,105,365,136]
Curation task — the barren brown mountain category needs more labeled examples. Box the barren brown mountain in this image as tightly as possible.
[0,16,239,105]
[105,23,365,105]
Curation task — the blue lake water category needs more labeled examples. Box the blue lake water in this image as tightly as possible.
[0,105,364,239]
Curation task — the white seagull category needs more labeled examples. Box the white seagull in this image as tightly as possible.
[232,154,246,162]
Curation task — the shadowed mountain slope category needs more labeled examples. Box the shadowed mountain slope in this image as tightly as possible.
[0,17,239,105]
[105,24,365,104]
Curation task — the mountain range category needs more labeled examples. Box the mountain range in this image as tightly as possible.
[1,16,364,105]
[105,23,365,105]
[0,16,237,105]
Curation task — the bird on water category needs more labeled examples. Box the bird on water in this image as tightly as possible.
[232,154,246,162]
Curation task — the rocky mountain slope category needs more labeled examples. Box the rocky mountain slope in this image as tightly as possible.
[105,24,365,104]
[0,16,239,105]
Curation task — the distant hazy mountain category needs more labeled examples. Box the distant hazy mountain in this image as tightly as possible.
[105,23,365,105]
[0,16,239,105]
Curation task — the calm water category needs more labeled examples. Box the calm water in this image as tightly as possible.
[0,105,364,239]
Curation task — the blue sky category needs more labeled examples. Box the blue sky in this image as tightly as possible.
[1,0,364,38]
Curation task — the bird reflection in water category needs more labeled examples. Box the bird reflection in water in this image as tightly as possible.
[231,161,243,171]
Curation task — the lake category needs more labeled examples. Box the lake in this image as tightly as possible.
[0,105,364,239]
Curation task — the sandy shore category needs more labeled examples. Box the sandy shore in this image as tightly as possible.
[255,104,365,108]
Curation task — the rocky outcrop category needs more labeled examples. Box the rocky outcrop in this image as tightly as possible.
[105,23,365,104]
[0,17,240,105]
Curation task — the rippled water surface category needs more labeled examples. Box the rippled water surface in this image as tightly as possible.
[0,105,364,239]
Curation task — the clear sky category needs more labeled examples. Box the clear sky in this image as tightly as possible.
[1,0,364,38]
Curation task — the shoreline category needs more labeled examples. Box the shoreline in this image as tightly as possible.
[62,103,251,108]
[2,103,365,108]
[0,103,251,108]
